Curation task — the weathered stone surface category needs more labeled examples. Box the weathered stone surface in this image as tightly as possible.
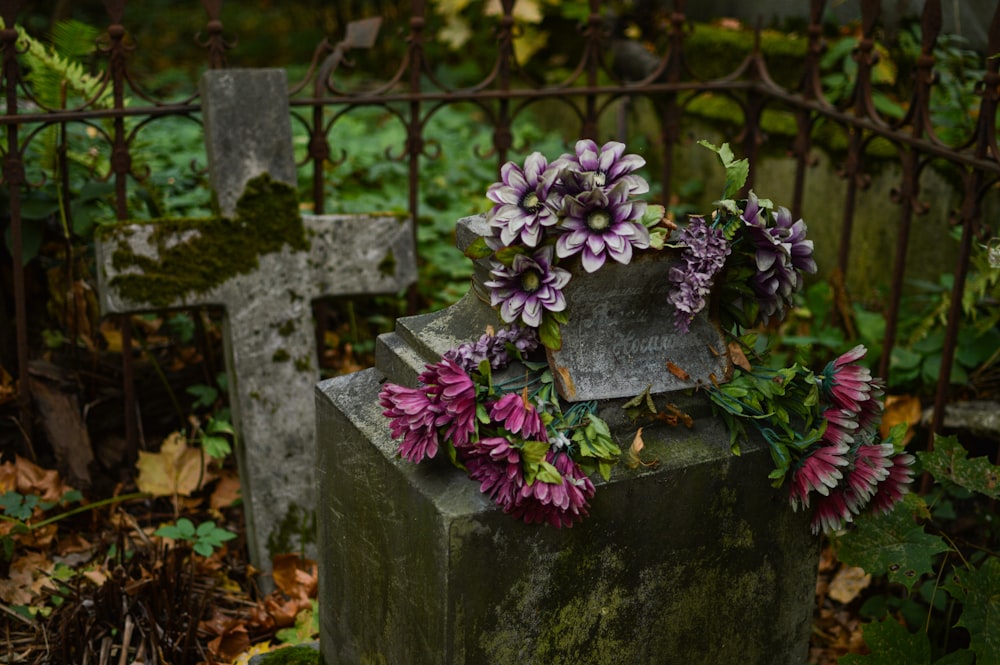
[316,369,816,665]
[548,250,731,401]
[94,69,417,575]
[200,69,297,218]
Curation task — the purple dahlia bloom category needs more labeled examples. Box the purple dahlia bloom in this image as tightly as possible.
[772,206,817,275]
[667,216,732,332]
[490,392,548,440]
[486,152,562,247]
[378,382,445,462]
[485,245,571,328]
[556,182,651,273]
[509,451,596,528]
[740,193,816,323]
[558,139,650,196]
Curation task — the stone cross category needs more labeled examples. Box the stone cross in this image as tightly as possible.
[94,69,416,575]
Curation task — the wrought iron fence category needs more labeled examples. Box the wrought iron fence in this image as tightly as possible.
[1,0,998,460]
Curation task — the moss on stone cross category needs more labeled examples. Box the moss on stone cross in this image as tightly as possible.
[103,173,309,308]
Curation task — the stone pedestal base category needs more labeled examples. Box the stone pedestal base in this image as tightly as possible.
[316,369,817,665]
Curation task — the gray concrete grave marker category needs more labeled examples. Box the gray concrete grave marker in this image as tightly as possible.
[94,68,416,574]
[315,215,816,664]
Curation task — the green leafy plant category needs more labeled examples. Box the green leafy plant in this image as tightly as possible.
[154,517,237,557]
[833,434,1000,664]
[0,489,144,560]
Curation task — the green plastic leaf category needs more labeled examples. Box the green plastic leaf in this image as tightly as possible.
[640,204,665,228]
[944,557,1000,665]
[917,435,1000,499]
[838,617,931,665]
[835,496,950,592]
[538,312,562,350]
[697,139,748,199]
[463,235,493,259]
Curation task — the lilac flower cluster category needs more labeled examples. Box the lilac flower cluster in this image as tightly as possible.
[666,216,731,333]
[787,345,915,534]
[666,192,817,332]
[484,140,653,333]
[379,326,597,528]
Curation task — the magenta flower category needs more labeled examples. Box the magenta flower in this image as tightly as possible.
[509,451,596,528]
[787,441,850,511]
[430,358,479,448]
[489,392,548,440]
[820,345,876,413]
[378,383,444,462]
[841,442,894,514]
[486,152,562,247]
[462,436,524,509]
[809,489,853,535]
[485,245,571,328]
[558,139,649,196]
[868,452,916,515]
[555,182,650,273]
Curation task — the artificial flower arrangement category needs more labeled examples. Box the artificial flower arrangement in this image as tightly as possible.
[379,138,914,534]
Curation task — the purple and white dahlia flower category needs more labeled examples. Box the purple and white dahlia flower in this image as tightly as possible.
[485,245,571,328]
[556,182,650,273]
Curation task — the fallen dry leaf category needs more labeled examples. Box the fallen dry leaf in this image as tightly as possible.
[828,565,872,604]
[14,455,72,503]
[135,431,215,498]
[666,361,690,381]
[272,553,318,600]
[210,470,242,510]
[880,394,921,446]
[625,428,659,469]
[727,341,752,372]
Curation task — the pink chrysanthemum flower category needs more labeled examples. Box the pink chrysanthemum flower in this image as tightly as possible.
[810,489,853,535]
[868,452,916,515]
[509,452,596,528]
[788,441,851,511]
[419,358,478,448]
[378,383,445,462]
[841,442,895,514]
[462,436,524,509]
[820,345,876,413]
[489,392,548,440]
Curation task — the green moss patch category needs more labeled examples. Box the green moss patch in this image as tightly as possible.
[106,174,309,308]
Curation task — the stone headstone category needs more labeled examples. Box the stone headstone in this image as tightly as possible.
[547,251,731,401]
[315,216,816,664]
[94,68,417,575]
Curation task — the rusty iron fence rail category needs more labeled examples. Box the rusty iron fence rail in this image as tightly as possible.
[2,0,998,458]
